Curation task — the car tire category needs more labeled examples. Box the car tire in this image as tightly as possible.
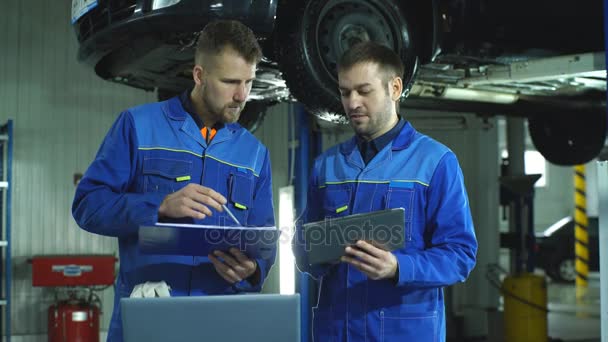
[528,109,607,166]
[275,0,420,121]
[550,255,576,283]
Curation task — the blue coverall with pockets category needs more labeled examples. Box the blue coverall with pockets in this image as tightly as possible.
[73,96,276,341]
[295,121,477,342]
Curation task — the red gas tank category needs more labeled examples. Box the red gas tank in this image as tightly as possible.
[48,301,100,342]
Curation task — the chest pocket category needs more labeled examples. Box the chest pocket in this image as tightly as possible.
[322,188,352,219]
[143,158,193,194]
[385,186,414,242]
[228,171,255,224]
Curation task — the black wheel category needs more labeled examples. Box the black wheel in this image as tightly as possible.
[276,0,420,122]
[528,109,607,166]
[549,255,576,283]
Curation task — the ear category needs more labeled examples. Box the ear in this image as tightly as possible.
[192,65,205,86]
[390,76,403,101]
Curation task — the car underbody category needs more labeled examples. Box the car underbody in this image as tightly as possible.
[72,0,607,165]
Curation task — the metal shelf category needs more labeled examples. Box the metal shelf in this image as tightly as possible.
[0,120,13,341]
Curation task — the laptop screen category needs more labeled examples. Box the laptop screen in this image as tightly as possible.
[121,294,300,342]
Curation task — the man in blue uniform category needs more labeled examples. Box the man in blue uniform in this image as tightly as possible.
[72,20,276,341]
[294,42,478,341]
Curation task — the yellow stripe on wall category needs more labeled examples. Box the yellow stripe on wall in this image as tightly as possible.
[574,164,588,292]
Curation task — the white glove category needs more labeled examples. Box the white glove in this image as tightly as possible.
[129,281,171,298]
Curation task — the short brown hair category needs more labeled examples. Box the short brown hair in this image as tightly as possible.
[338,41,404,83]
[195,20,262,66]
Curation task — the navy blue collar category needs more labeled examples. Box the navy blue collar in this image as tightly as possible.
[340,119,417,157]
[161,93,242,148]
[178,89,224,131]
[355,118,405,164]
[179,88,202,128]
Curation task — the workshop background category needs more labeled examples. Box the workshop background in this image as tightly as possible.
[0,0,604,341]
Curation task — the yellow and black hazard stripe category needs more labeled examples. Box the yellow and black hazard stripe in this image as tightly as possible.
[574,165,589,287]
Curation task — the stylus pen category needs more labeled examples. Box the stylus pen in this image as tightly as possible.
[222,204,242,226]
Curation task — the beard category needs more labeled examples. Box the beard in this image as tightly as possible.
[201,91,243,124]
[349,97,396,139]
[221,103,244,123]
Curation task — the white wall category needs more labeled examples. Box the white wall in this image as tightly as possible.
[0,0,155,337]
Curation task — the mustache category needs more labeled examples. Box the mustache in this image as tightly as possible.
[348,111,366,116]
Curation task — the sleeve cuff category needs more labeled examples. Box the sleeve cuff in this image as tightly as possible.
[395,253,414,286]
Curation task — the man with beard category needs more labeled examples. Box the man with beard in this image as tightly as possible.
[294,42,477,341]
[73,20,275,341]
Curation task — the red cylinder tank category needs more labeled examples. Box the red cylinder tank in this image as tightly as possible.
[48,301,100,342]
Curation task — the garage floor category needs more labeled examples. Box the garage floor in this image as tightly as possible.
[548,273,601,342]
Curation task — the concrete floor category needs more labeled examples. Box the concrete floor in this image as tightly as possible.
[460,271,603,342]
[547,273,601,342]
